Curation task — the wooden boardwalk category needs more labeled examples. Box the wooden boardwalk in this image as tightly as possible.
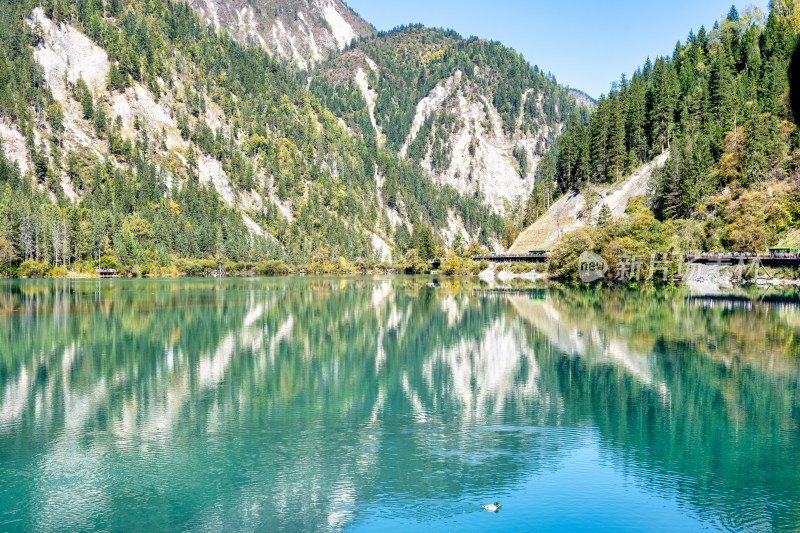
[471,253,550,263]
[428,252,549,269]
[685,253,800,268]
[95,268,119,278]
[425,251,800,271]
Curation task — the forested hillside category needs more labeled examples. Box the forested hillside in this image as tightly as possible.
[5,0,791,280]
[310,25,587,213]
[0,0,503,277]
[520,2,800,276]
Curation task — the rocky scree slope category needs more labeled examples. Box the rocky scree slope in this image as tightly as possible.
[508,152,669,253]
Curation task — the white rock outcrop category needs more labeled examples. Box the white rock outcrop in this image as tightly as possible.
[320,0,357,48]
[354,66,383,144]
[401,71,463,157]
[397,70,563,214]
[370,233,392,262]
[0,121,29,173]
[31,8,110,101]
[188,0,372,69]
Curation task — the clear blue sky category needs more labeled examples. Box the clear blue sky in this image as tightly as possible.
[345,0,770,99]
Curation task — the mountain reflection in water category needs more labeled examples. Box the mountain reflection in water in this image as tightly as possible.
[0,279,799,531]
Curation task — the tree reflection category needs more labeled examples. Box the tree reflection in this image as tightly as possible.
[0,279,799,530]
[513,285,800,530]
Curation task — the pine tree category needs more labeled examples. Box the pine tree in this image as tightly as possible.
[626,71,648,165]
[589,96,610,181]
[648,57,676,153]
[742,104,768,187]
[608,82,627,181]
[596,203,612,227]
[419,224,436,260]
[658,147,684,220]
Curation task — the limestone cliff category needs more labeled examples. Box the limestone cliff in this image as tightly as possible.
[188,0,375,69]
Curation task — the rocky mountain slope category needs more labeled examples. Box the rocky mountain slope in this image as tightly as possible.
[508,152,669,253]
[568,89,596,110]
[0,1,506,275]
[310,26,590,214]
[188,0,374,69]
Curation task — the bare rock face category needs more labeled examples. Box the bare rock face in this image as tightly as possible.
[401,72,558,213]
[316,52,581,216]
[0,121,29,173]
[31,9,110,100]
[188,0,374,69]
[2,8,115,175]
[29,8,186,160]
[568,89,596,110]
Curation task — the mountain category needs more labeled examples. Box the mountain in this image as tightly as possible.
[187,0,375,69]
[0,0,504,277]
[310,25,590,213]
[8,0,789,281]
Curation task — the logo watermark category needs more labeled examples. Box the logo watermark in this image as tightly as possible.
[577,252,767,283]
[578,251,609,282]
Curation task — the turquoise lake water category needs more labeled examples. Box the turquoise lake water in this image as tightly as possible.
[0,278,799,531]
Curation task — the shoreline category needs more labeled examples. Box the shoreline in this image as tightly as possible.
[4,260,799,293]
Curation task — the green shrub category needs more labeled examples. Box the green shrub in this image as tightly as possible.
[256,260,290,276]
[441,252,460,275]
[467,260,484,275]
[99,255,121,270]
[223,260,245,273]
[18,259,48,278]
[549,228,595,280]
[509,262,536,274]
[403,249,432,274]
[47,266,68,278]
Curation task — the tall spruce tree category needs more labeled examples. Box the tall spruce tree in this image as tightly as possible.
[742,104,769,187]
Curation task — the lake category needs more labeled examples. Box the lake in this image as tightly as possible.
[0,278,799,531]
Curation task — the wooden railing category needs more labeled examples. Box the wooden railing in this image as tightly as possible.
[471,253,550,262]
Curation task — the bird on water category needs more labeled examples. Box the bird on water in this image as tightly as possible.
[482,502,501,512]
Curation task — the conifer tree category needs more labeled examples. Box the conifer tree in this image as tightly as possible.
[649,58,676,153]
[658,144,684,220]
[608,81,627,181]
[742,104,768,187]
[626,72,648,164]
[596,203,612,227]
[589,96,610,181]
